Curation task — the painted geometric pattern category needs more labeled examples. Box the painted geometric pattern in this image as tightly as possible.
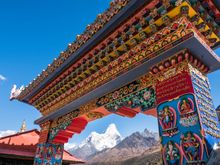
[190,64,220,151]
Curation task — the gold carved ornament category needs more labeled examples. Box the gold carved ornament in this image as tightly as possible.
[79,100,98,115]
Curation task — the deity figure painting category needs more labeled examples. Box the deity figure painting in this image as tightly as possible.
[34,160,42,165]
[159,106,176,130]
[178,97,194,115]
[163,141,182,165]
[35,144,44,158]
[181,132,203,162]
[177,94,198,127]
[45,145,54,160]
[54,145,63,160]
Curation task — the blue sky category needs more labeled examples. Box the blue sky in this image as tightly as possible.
[0,0,220,145]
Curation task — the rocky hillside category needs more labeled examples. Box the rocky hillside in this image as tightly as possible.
[69,124,160,164]
[85,146,161,165]
[89,132,159,163]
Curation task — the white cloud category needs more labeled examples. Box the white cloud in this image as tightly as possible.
[64,142,76,151]
[0,75,6,81]
[0,130,16,138]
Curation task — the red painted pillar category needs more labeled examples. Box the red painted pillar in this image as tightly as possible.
[34,116,88,164]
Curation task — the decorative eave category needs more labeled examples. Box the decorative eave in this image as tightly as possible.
[14,0,220,103]
[11,0,220,123]
[35,33,220,124]
[16,0,153,102]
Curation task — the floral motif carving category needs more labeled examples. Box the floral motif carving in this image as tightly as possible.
[96,81,140,107]
[104,87,156,113]
[86,112,104,120]
[79,100,97,115]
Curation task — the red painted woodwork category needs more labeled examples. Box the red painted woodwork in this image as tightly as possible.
[38,130,49,143]
[0,130,84,164]
[52,117,88,144]
[156,71,194,104]
[58,130,73,138]
[53,136,69,143]
[116,106,139,118]
[142,108,157,117]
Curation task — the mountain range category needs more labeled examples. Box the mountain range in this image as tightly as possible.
[68,123,160,164]
[69,124,122,160]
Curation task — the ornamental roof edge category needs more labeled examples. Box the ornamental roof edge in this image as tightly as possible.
[16,0,151,102]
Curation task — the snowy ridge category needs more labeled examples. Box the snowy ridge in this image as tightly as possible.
[142,128,159,141]
[78,123,122,151]
[69,123,122,159]
[69,124,159,160]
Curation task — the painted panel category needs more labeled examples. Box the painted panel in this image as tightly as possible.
[157,93,208,164]
[34,143,64,165]
[104,87,156,112]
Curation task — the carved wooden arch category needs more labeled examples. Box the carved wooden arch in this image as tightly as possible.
[45,48,212,146]
[47,74,157,144]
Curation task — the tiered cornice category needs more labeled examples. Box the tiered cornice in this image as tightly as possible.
[15,0,220,116]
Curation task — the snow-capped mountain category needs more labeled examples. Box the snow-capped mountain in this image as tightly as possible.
[89,129,159,164]
[80,123,122,151]
[68,123,160,162]
[64,143,76,151]
[69,123,122,160]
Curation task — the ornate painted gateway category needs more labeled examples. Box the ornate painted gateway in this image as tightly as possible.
[11,0,220,164]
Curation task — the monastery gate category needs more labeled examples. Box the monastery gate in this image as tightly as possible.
[11,0,220,164]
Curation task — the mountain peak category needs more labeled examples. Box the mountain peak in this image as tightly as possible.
[105,123,120,136]
[69,125,159,161]
[70,123,122,159]
[142,128,159,141]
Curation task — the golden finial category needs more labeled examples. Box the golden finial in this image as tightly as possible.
[19,120,26,133]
